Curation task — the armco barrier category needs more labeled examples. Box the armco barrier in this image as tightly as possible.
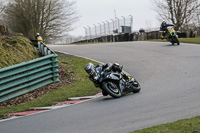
[0,42,59,103]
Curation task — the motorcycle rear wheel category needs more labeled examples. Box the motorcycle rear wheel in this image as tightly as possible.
[102,81,122,98]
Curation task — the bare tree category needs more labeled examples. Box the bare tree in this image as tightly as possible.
[153,0,200,30]
[192,8,200,29]
[0,0,6,13]
[2,0,79,42]
[0,0,6,24]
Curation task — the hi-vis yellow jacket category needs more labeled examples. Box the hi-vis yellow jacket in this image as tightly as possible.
[37,36,43,41]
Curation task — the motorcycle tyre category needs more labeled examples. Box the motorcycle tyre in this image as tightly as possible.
[132,79,141,93]
[102,90,108,96]
[176,38,180,45]
[102,82,122,98]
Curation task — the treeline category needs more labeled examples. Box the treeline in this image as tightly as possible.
[153,0,200,31]
[0,0,79,43]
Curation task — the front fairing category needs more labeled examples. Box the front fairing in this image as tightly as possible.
[99,71,121,82]
[99,71,125,92]
[167,27,176,37]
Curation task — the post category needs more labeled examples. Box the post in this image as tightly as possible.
[122,16,125,26]
[115,17,120,33]
[93,24,97,37]
[111,19,115,33]
[87,26,91,39]
[102,22,106,35]
[98,23,102,36]
[129,15,133,32]
[83,27,87,39]
[106,21,110,34]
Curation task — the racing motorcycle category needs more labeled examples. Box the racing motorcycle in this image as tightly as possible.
[161,26,180,45]
[85,63,141,98]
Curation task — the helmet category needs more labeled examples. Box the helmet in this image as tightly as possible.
[112,63,122,72]
[161,21,167,27]
[36,33,40,36]
[85,63,95,76]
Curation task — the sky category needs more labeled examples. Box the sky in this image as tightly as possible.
[69,0,160,36]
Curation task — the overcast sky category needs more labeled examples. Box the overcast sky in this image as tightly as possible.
[69,0,160,36]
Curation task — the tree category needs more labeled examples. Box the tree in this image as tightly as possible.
[0,0,6,24]
[0,0,6,14]
[3,0,79,42]
[153,0,200,30]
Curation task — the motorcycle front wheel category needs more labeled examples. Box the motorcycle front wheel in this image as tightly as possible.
[173,36,180,45]
[175,37,180,45]
[102,81,122,98]
[132,79,141,93]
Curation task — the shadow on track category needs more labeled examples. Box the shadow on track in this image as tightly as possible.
[162,44,180,47]
[95,92,138,102]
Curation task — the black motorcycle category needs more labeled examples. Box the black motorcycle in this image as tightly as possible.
[85,63,141,98]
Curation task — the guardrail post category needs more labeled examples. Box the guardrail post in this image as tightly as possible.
[38,42,41,53]
[51,54,59,82]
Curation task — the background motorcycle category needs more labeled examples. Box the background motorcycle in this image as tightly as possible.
[86,64,141,98]
[160,26,180,45]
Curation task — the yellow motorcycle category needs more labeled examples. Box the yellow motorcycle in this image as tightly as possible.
[161,26,180,45]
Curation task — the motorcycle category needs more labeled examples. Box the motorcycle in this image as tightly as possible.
[85,63,141,98]
[161,26,180,45]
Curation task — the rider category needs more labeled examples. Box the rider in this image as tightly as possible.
[85,62,134,96]
[85,62,133,83]
[160,21,175,39]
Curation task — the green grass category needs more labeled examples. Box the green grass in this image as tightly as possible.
[147,38,200,44]
[0,56,99,119]
[179,38,200,44]
[0,36,40,68]
[131,116,200,133]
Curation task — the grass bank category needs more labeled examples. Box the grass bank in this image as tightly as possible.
[0,36,40,68]
[0,55,99,119]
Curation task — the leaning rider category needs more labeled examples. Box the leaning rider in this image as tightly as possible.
[85,62,134,96]
[85,62,133,83]
[160,21,174,39]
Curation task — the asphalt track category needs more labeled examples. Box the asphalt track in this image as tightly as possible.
[1,41,200,133]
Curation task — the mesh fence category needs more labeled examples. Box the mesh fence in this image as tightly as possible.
[84,16,133,39]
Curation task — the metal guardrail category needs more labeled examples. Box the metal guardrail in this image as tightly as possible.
[38,41,54,56]
[0,42,59,103]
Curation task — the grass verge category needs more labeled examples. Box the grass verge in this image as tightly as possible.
[131,116,200,133]
[0,56,99,119]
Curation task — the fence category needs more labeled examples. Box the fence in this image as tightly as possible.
[84,16,133,39]
[0,42,59,103]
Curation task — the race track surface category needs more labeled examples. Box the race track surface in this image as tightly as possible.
[1,41,200,133]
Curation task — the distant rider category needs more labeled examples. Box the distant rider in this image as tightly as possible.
[160,21,174,39]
